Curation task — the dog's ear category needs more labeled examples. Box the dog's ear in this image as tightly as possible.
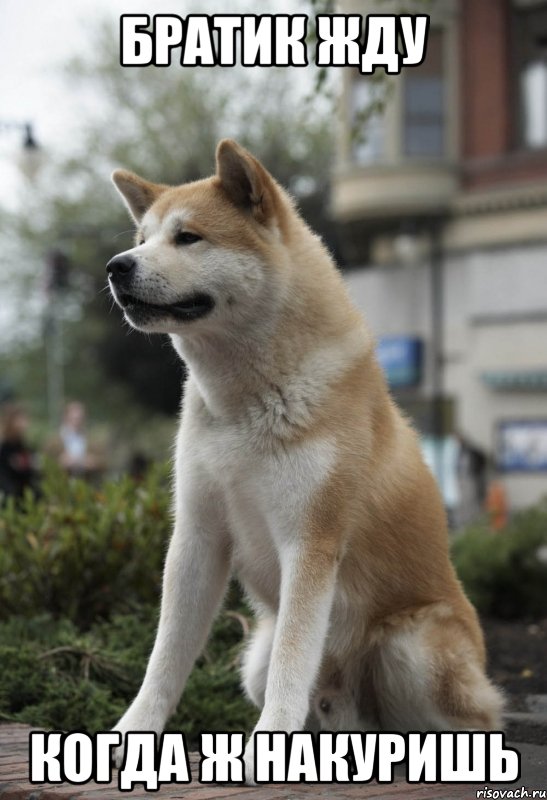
[111,169,164,223]
[216,139,278,225]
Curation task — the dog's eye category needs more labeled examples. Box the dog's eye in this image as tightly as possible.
[138,238,145,246]
[174,231,202,246]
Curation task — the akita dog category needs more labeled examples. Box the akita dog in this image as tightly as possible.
[107,140,503,780]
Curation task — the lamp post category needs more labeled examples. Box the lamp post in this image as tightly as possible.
[44,250,70,428]
[394,217,446,494]
[429,221,445,494]
[0,120,38,149]
[22,123,38,150]
[0,119,41,182]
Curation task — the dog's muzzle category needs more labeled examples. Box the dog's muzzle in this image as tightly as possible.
[106,255,215,324]
[106,254,136,284]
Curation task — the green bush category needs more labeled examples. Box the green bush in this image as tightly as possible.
[0,606,257,745]
[0,465,257,740]
[0,462,172,627]
[452,499,547,619]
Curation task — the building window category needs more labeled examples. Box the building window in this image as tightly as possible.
[514,4,547,149]
[521,61,547,147]
[350,77,386,164]
[403,30,445,158]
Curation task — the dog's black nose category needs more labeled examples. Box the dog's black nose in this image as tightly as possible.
[106,254,137,280]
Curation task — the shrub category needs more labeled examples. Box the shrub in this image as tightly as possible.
[452,498,547,619]
[0,461,172,627]
[0,464,258,740]
[0,606,258,745]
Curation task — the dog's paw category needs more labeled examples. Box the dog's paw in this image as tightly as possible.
[111,705,163,769]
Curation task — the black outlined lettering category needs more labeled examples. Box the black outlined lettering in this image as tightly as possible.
[377,733,406,782]
[349,732,375,781]
[241,16,273,66]
[287,733,318,781]
[316,15,361,67]
[117,13,429,73]
[29,732,121,785]
[118,732,158,791]
[157,733,191,785]
[120,15,153,66]
[405,732,520,784]
[252,732,520,784]
[318,732,350,782]
[182,15,215,66]
[399,15,430,66]
[212,15,242,66]
[361,15,400,74]
[406,732,438,782]
[94,732,121,783]
[441,732,486,782]
[29,730,520,786]
[29,732,63,783]
[273,15,308,66]
[63,732,93,784]
[488,733,520,782]
[199,732,245,783]
[254,732,287,783]
[153,15,184,67]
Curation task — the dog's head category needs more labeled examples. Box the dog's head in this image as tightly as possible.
[107,140,291,336]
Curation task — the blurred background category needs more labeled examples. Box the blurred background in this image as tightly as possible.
[0,0,546,748]
[2,0,547,519]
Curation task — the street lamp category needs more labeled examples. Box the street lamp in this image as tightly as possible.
[44,250,71,428]
[22,123,38,151]
[0,119,39,152]
[0,119,41,180]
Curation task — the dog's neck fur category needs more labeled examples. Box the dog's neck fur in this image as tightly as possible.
[170,211,371,436]
[171,275,370,438]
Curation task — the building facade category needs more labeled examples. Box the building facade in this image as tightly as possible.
[333,0,547,510]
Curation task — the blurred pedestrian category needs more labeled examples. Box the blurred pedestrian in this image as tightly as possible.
[128,451,150,483]
[456,432,488,526]
[486,475,509,532]
[0,403,39,500]
[56,401,102,478]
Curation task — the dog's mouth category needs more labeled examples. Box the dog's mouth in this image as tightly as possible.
[117,291,215,322]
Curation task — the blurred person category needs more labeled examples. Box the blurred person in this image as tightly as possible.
[486,472,509,532]
[128,451,150,483]
[55,401,102,478]
[456,432,488,527]
[0,403,39,500]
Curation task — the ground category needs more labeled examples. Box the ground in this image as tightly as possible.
[483,616,547,700]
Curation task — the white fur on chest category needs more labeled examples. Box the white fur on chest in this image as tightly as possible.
[179,397,336,610]
[203,420,334,536]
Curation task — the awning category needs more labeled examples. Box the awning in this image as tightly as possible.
[481,369,547,390]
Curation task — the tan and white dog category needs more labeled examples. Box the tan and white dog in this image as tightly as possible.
[107,140,503,780]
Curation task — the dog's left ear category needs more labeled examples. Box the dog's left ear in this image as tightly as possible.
[216,139,278,225]
[111,169,165,223]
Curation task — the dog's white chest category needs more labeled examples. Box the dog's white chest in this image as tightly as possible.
[193,416,336,607]
[240,434,334,608]
[210,424,335,535]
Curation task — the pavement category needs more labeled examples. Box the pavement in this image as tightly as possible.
[506,695,547,746]
[0,724,545,800]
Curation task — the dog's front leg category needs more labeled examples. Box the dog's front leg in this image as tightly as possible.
[244,539,338,781]
[113,482,230,765]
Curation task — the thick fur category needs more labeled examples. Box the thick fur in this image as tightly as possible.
[108,140,503,779]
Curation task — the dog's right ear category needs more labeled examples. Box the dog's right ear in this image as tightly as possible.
[216,139,278,226]
[111,169,165,223]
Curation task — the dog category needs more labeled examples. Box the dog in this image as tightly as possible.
[107,140,503,780]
